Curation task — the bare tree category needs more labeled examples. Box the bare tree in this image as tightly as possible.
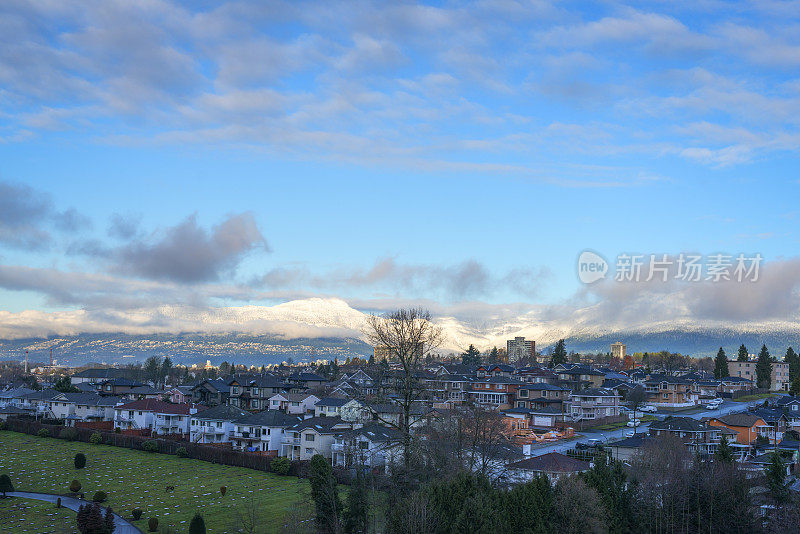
[364,308,444,466]
[627,385,648,432]
[234,493,263,534]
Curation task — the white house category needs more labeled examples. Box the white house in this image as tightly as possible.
[114,399,198,435]
[314,397,350,418]
[281,416,353,461]
[331,423,403,472]
[266,392,320,415]
[49,393,122,423]
[190,404,249,444]
[568,388,621,421]
[231,410,302,453]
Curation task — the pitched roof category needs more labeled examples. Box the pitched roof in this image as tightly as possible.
[518,383,566,391]
[289,416,349,433]
[115,399,194,415]
[228,374,286,388]
[235,410,301,427]
[339,423,403,443]
[193,404,248,421]
[650,416,707,433]
[571,388,619,397]
[713,413,765,427]
[316,397,350,407]
[507,452,590,473]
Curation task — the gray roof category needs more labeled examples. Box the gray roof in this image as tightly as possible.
[650,416,707,433]
[289,416,349,433]
[316,397,350,407]
[235,410,301,427]
[193,404,249,421]
[507,452,590,473]
[338,423,402,443]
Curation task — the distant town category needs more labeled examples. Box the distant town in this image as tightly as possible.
[1,330,798,531]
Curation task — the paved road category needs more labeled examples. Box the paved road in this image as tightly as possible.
[7,491,143,534]
[528,397,772,456]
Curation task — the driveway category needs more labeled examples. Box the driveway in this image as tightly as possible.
[6,491,143,534]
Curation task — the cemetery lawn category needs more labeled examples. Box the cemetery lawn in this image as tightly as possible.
[0,431,311,533]
[0,497,78,534]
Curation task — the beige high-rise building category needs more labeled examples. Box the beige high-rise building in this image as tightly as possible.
[507,337,535,363]
[611,342,626,360]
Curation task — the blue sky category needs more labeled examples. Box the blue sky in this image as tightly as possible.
[1,0,800,337]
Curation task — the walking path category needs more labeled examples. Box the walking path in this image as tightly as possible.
[6,491,143,534]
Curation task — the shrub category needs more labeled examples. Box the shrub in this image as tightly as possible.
[0,420,6,430]
[175,447,188,458]
[142,440,159,453]
[271,457,291,475]
[77,502,114,534]
[189,513,206,534]
[74,453,87,469]
[131,508,143,520]
[56,497,61,508]
[92,491,107,503]
[69,479,82,493]
[59,427,78,441]
[38,428,50,438]
[148,517,159,532]
[219,485,226,496]
[0,474,14,497]
[89,432,103,445]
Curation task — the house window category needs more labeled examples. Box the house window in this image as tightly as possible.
[216,422,222,428]
[305,448,314,454]
[305,434,315,442]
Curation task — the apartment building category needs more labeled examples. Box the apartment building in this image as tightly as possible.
[507,337,535,363]
[727,360,790,391]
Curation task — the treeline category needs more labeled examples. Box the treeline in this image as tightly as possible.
[307,434,796,534]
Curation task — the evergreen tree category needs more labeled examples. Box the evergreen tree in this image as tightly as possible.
[368,354,375,366]
[189,513,206,534]
[786,347,799,383]
[144,356,161,386]
[343,474,369,534]
[161,357,172,388]
[581,457,634,534]
[715,434,734,464]
[766,452,789,503]
[461,344,481,366]
[713,347,729,379]
[550,339,567,367]
[53,376,79,393]
[756,344,772,389]
[489,347,499,363]
[0,474,13,497]
[737,344,748,361]
[791,377,800,397]
[309,454,341,533]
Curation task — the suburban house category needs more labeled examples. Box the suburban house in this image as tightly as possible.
[281,416,353,461]
[286,372,328,389]
[555,365,605,389]
[644,375,698,408]
[190,379,230,406]
[167,385,194,404]
[49,393,121,423]
[113,399,198,435]
[707,413,772,445]
[332,423,403,471]
[314,397,350,418]
[469,376,525,409]
[231,410,302,454]
[69,368,130,386]
[95,378,145,396]
[648,416,744,458]
[568,388,621,421]
[514,383,568,410]
[506,452,590,483]
[228,375,287,411]
[190,404,249,444]
[265,392,319,415]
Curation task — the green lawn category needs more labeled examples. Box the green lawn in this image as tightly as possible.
[731,393,775,402]
[591,414,657,430]
[0,431,312,533]
[0,497,77,534]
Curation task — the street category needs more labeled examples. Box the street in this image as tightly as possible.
[527,397,772,456]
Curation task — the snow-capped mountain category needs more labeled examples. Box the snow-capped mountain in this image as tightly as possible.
[2,297,800,364]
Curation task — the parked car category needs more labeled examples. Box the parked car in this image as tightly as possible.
[704,399,722,409]
[639,405,658,413]
[624,430,635,438]
[576,439,604,450]
[627,419,642,428]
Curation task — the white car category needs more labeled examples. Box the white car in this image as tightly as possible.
[639,405,658,413]
[704,400,722,410]
[627,419,642,428]
[624,430,635,438]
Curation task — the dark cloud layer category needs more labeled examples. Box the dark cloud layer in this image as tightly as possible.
[0,181,89,250]
[116,212,268,283]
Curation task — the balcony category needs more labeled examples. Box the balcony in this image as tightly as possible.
[283,437,301,446]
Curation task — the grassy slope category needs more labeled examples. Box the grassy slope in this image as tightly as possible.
[0,497,77,534]
[0,431,311,533]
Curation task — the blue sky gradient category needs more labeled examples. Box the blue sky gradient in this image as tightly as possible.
[1,0,799,337]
